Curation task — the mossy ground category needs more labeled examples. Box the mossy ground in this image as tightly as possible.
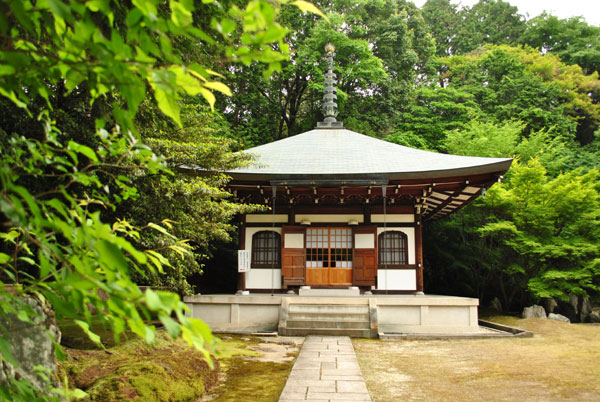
[59,330,219,401]
[58,324,300,402]
[202,335,301,402]
[354,316,600,402]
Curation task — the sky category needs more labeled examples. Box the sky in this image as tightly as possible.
[411,0,600,26]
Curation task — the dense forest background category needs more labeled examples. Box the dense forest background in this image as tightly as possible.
[211,0,600,311]
[2,0,599,321]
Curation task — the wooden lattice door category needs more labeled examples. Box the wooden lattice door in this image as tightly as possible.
[305,227,353,286]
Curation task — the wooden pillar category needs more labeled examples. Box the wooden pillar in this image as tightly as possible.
[415,213,424,293]
[237,221,246,291]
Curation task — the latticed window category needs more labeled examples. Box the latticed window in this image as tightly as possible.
[378,231,408,266]
[306,228,353,268]
[251,231,281,267]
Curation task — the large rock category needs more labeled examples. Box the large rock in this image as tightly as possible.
[490,297,502,313]
[543,298,558,314]
[556,299,578,322]
[548,313,570,323]
[0,296,61,398]
[589,310,600,323]
[522,305,547,319]
[580,297,592,322]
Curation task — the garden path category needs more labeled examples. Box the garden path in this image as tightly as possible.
[278,336,371,402]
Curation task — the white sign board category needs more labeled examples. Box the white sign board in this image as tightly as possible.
[238,250,251,272]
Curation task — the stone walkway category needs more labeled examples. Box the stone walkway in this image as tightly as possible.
[278,336,372,402]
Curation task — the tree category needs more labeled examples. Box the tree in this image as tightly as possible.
[520,13,600,75]
[223,0,435,143]
[389,86,480,150]
[422,0,525,56]
[422,0,463,56]
[0,0,322,399]
[480,161,600,306]
[440,45,600,146]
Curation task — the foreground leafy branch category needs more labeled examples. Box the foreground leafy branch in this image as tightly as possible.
[0,0,324,399]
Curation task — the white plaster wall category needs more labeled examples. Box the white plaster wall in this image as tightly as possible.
[284,233,304,248]
[355,233,375,249]
[377,269,416,291]
[377,227,415,264]
[244,227,282,250]
[371,214,414,223]
[246,268,282,289]
[246,214,288,223]
[294,214,364,223]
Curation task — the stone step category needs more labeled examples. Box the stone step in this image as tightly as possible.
[298,287,360,296]
[280,327,372,338]
[287,312,369,321]
[288,304,369,314]
[287,319,370,329]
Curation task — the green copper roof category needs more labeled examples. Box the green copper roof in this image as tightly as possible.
[229,128,512,181]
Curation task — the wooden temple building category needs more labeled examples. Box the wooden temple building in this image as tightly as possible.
[185,45,512,337]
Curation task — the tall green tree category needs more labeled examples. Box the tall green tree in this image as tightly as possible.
[422,0,525,56]
[224,0,435,143]
[520,13,600,75]
[0,0,322,399]
[440,45,600,145]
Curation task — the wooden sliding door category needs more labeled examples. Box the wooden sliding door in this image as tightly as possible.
[305,227,353,286]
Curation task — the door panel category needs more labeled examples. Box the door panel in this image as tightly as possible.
[353,226,377,287]
[305,227,353,286]
[281,226,306,286]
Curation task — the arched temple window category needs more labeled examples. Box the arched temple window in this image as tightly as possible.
[378,231,408,266]
[251,231,281,268]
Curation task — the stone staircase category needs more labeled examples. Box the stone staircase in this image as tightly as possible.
[278,298,378,338]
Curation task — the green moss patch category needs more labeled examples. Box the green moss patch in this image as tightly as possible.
[59,331,219,401]
[203,335,301,402]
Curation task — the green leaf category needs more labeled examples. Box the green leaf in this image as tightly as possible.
[0,253,10,264]
[203,81,232,96]
[95,239,128,274]
[67,388,89,399]
[47,0,74,24]
[68,141,99,162]
[74,320,102,347]
[199,87,216,111]
[0,336,17,366]
[289,1,328,21]
[159,314,181,338]
[153,88,181,127]
[144,288,162,311]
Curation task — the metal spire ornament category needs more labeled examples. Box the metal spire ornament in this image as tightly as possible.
[317,43,343,128]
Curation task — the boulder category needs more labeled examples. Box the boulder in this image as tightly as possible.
[589,310,600,323]
[556,300,578,322]
[580,297,592,322]
[543,298,558,314]
[569,294,579,314]
[522,305,547,319]
[490,297,502,313]
[0,297,61,399]
[548,313,570,323]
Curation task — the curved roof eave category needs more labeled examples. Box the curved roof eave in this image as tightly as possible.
[227,159,512,183]
[226,128,513,183]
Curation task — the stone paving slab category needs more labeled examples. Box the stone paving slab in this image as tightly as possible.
[278,336,372,402]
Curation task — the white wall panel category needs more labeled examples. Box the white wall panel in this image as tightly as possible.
[355,233,375,249]
[371,214,414,223]
[377,269,416,290]
[294,214,364,223]
[284,233,304,248]
[245,269,282,289]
